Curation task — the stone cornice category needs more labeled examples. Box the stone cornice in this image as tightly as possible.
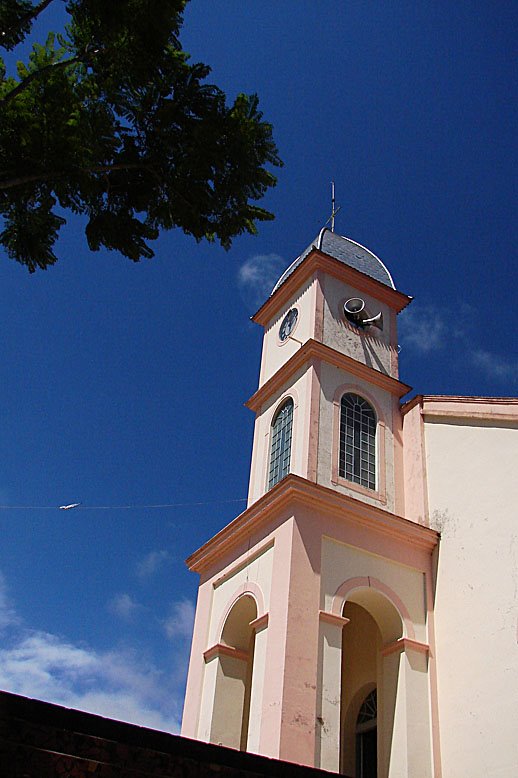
[246,339,411,412]
[186,475,439,574]
[402,394,518,422]
[252,249,412,327]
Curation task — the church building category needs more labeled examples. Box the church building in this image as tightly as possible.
[181,230,518,777]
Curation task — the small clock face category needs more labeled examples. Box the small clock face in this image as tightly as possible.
[279,308,298,341]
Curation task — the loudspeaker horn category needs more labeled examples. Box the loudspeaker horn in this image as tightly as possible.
[344,297,365,316]
[362,311,383,330]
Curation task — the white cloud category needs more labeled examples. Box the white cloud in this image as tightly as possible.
[470,349,518,385]
[399,304,516,388]
[0,571,19,630]
[237,253,286,307]
[0,570,183,733]
[0,630,181,731]
[398,305,447,353]
[163,599,195,641]
[136,549,171,579]
[108,593,143,621]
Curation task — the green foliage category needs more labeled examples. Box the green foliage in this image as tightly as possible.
[0,0,35,50]
[0,0,282,271]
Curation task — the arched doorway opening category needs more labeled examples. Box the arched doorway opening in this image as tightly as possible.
[210,594,257,750]
[340,589,403,777]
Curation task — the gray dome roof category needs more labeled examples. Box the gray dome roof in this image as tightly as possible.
[271,228,395,294]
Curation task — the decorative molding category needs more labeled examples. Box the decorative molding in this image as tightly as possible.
[252,249,412,326]
[400,394,423,414]
[246,339,411,413]
[401,394,518,420]
[424,408,518,422]
[203,644,249,663]
[214,583,267,645]
[331,575,416,641]
[381,638,430,657]
[319,610,350,628]
[313,270,325,342]
[186,474,439,573]
[249,613,269,632]
[422,395,518,404]
[212,541,274,589]
[307,361,321,482]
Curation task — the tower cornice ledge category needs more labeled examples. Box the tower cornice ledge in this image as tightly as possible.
[185,474,439,574]
[246,339,411,412]
[402,394,518,421]
[252,249,412,326]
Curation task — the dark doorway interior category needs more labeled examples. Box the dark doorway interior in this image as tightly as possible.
[355,689,377,778]
[356,727,377,778]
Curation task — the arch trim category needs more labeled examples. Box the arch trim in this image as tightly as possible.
[331,576,415,640]
[332,382,386,425]
[266,389,299,429]
[215,582,266,645]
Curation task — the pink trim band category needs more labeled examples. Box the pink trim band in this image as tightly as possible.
[381,638,429,657]
[203,643,249,663]
[187,474,439,573]
[249,613,269,632]
[319,610,350,628]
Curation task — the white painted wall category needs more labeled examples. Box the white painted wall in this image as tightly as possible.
[247,367,313,502]
[259,277,316,384]
[425,417,518,778]
[209,544,274,646]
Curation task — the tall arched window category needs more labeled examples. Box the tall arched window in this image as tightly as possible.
[339,393,376,489]
[268,398,293,489]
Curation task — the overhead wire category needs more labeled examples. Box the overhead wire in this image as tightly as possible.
[0,497,249,511]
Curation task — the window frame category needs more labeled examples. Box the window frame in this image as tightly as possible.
[339,393,377,490]
[331,385,387,504]
[267,397,294,490]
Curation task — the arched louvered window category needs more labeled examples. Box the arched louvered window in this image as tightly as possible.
[357,689,377,727]
[268,398,293,489]
[339,394,376,490]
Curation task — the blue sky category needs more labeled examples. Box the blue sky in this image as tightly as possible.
[0,1,516,731]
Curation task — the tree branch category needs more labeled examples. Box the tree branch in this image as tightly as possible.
[0,162,155,191]
[26,0,56,22]
[2,0,56,39]
[1,55,80,105]
[0,162,196,210]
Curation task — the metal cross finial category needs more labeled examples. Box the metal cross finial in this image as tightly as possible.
[326,181,341,232]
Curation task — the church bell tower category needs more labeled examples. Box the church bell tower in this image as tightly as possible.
[181,229,440,776]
